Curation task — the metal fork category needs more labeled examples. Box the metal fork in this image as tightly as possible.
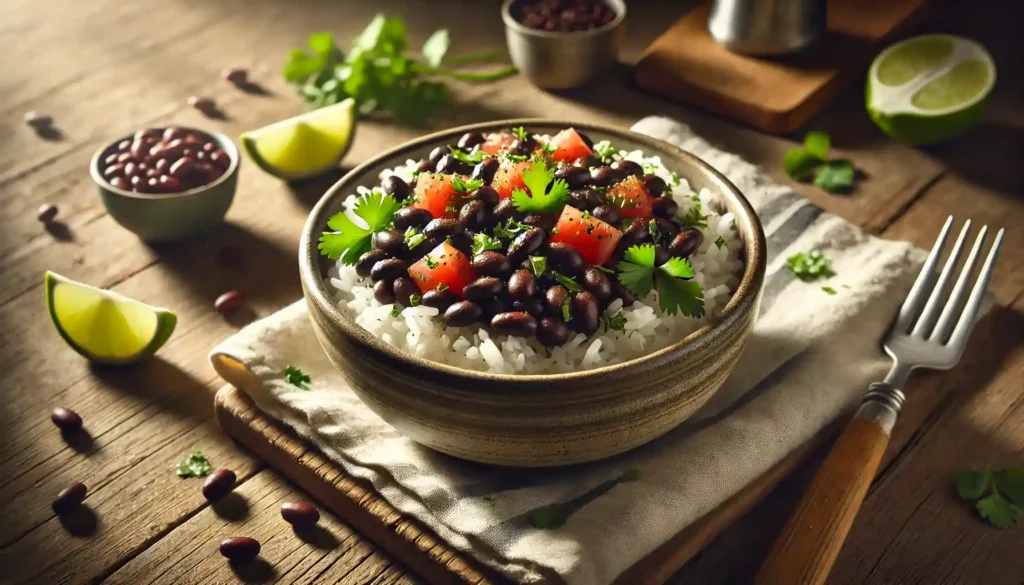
[756,216,1005,585]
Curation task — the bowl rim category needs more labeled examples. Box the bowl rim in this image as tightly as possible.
[89,127,240,200]
[300,118,766,384]
[500,0,627,39]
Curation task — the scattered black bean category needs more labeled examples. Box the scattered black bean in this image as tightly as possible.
[471,159,500,185]
[202,468,237,501]
[512,297,544,317]
[670,228,704,258]
[51,407,83,433]
[546,242,585,275]
[571,291,600,335]
[654,245,671,266]
[537,317,571,346]
[576,154,602,168]
[421,289,459,311]
[370,258,408,282]
[53,483,87,515]
[472,251,511,277]
[653,217,680,242]
[393,277,420,306]
[576,131,595,150]
[415,159,435,174]
[492,198,519,224]
[459,199,487,230]
[372,230,406,257]
[472,184,501,208]
[382,175,414,201]
[481,297,511,320]
[509,136,536,156]
[281,501,320,527]
[491,312,537,337]
[582,267,612,300]
[506,228,545,265]
[463,277,503,302]
[37,204,59,223]
[448,232,474,255]
[428,146,447,164]
[220,537,260,564]
[589,165,623,187]
[611,160,644,178]
[424,218,464,240]
[356,250,388,278]
[591,204,620,225]
[457,132,485,150]
[394,207,433,230]
[373,279,397,304]
[507,269,537,299]
[545,285,570,313]
[521,213,557,232]
[653,197,678,219]
[612,281,638,305]
[555,166,592,189]
[643,175,667,197]
[570,189,603,211]
[444,300,483,327]
[435,153,468,175]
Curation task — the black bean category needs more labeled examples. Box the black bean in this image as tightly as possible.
[591,204,621,225]
[654,245,671,266]
[428,146,447,164]
[589,165,623,187]
[480,297,510,321]
[471,159,500,185]
[492,198,519,224]
[643,175,667,197]
[545,285,570,313]
[202,468,237,501]
[435,153,468,175]
[220,537,261,563]
[444,301,482,327]
[421,289,459,311]
[370,258,407,282]
[472,251,511,276]
[555,166,592,189]
[472,184,501,207]
[582,267,612,300]
[653,217,680,242]
[537,317,570,346]
[393,277,420,306]
[51,407,83,433]
[507,269,537,299]
[424,218,464,240]
[670,228,704,258]
[281,501,320,527]
[53,483,87,514]
[506,228,545,266]
[653,197,679,219]
[571,291,600,335]
[372,230,406,257]
[373,279,397,304]
[463,277,503,302]
[448,232,473,255]
[547,242,585,276]
[457,132,485,150]
[612,281,638,306]
[577,155,602,169]
[394,207,433,230]
[570,189,603,210]
[491,312,537,337]
[610,229,650,263]
[611,160,644,178]
[512,297,544,317]
[522,213,557,232]
[356,250,388,278]
[415,159,434,174]
[382,175,413,201]
[459,199,487,230]
[576,131,595,150]
[509,137,535,156]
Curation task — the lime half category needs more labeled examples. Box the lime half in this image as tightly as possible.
[867,34,995,145]
[241,98,356,180]
[45,272,177,365]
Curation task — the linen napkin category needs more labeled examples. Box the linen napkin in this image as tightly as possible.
[210,116,924,585]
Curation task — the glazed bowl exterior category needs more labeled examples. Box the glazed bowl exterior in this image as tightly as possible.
[501,0,626,89]
[299,119,766,467]
[90,128,239,242]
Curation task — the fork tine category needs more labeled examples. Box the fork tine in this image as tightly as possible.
[894,215,953,333]
[911,220,972,337]
[948,228,1004,351]
[931,225,988,342]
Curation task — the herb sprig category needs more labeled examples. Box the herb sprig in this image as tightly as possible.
[783,131,857,193]
[956,467,1024,529]
[176,451,211,478]
[285,365,312,390]
[510,158,570,214]
[785,250,834,282]
[616,244,705,317]
[318,190,400,264]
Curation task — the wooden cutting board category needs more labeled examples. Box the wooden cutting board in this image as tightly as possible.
[634,0,930,134]
[214,385,832,585]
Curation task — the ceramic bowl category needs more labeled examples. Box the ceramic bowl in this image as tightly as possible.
[299,119,766,467]
[90,128,239,242]
[501,0,626,89]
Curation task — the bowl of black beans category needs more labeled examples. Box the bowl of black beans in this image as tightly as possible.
[502,0,626,89]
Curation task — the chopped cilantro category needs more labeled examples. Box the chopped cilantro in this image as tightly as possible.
[680,200,708,228]
[814,159,856,192]
[285,365,312,389]
[603,310,627,332]
[561,301,571,322]
[436,283,449,292]
[390,306,402,317]
[594,265,614,274]
[472,232,503,255]
[593,141,618,163]
[956,467,1024,529]
[493,218,530,240]
[424,256,439,269]
[503,152,528,163]
[404,227,427,250]
[786,250,834,282]
[642,161,659,175]
[409,294,421,307]
[553,272,582,292]
[176,451,211,478]
[821,286,837,295]
[451,175,484,194]
[445,204,458,212]
[512,126,528,141]
[448,145,484,165]
[510,158,570,214]
[669,171,681,186]
[529,256,548,277]
[714,236,726,249]
[318,190,400,264]
[782,131,858,193]
[647,219,661,244]
[541,142,556,155]
[616,244,704,317]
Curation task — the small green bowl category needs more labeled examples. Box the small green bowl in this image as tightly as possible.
[90,128,240,242]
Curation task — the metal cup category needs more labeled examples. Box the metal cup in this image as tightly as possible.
[708,0,826,55]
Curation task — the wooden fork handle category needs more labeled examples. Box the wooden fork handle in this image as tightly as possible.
[756,383,906,585]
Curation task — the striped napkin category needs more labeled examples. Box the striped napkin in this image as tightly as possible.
[210,116,924,585]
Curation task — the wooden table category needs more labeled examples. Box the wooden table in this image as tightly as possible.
[1,1,1021,583]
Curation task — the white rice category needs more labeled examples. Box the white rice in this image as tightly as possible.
[325,139,744,374]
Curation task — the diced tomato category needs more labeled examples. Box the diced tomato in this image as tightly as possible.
[548,128,593,163]
[491,159,531,199]
[606,176,654,219]
[549,205,622,266]
[411,173,464,219]
[408,241,477,298]
[479,132,517,155]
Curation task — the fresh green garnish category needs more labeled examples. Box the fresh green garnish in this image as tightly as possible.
[553,272,583,292]
[283,16,517,125]
[642,161,659,175]
[448,146,485,165]
[680,200,708,228]
[541,142,556,155]
[512,126,528,141]
[503,152,529,163]
[436,283,449,292]
[669,171,681,186]
[319,190,400,264]
[492,218,531,240]
[176,451,211,478]
[647,219,661,244]
[603,310,627,332]
[445,204,458,213]
[616,244,705,317]
[452,175,484,194]
[956,467,1024,529]
[714,236,726,249]
[404,227,427,250]
[390,306,402,317]
[472,232,503,255]
[425,257,439,269]
[561,301,571,322]
[821,286,837,295]
[510,158,570,214]
[782,131,858,193]
[409,294,421,307]
[529,256,548,277]
[786,250,835,282]
[593,141,618,163]
[285,365,312,389]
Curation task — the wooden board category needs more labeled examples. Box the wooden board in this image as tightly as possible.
[634,0,929,134]
[214,385,830,585]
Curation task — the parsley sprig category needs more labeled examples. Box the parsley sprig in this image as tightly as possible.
[285,365,312,390]
[785,250,834,282]
[472,232,503,255]
[451,175,484,194]
[616,244,705,317]
[318,190,400,264]
[956,467,1024,529]
[783,131,857,193]
[510,157,570,214]
[448,146,485,165]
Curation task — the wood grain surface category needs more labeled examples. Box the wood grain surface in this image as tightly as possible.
[0,0,1021,584]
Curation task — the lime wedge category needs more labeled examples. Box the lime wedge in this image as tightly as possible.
[241,98,356,180]
[867,34,995,145]
[45,272,177,364]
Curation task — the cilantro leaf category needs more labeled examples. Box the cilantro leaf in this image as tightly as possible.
[680,201,708,228]
[404,227,427,250]
[448,146,484,165]
[593,141,618,163]
[561,301,571,322]
[813,159,856,193]
[714,236,726,249]
[659,256,695,279]
[492,218,530,240]
[285,365,312,389]
[624,243,656,266]
[452,175,484,194]
[319,190,400,264]
[603,310,627,332]
[553,272,583,292]
[176,451,211,478]
[510,158,570,214]
[821,286,837,295]
[976,491,1021,529]
[529,256,547,277]
[994,468,1024,507]
[409,294,421,307]
[391,306,402,317]
[786,250,834,282]
[512,126,528,141]
[472,232,503,255]
[616,244,703,317]
[804,131,831,160]
[657,272,705,317]
[957,469,992,500]
[782,148,824,181]
[420,29,449,68]
[647,219,661,244]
